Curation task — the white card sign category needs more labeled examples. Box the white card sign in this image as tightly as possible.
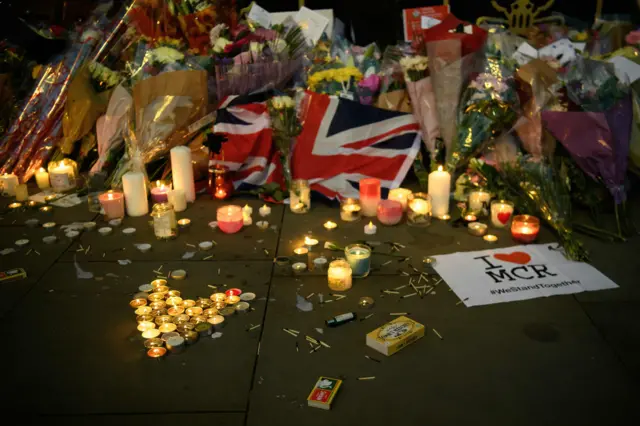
[247,3,272,28]
[513,39,579,66]
[432,244,618,307]
[294,7,330,45]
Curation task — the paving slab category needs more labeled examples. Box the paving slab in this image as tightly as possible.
[1,260,272,415]
[247,275,638,426]
[0,196,99,227]
[58,196,284,262]
[0,226,73,318]
[17,413,245,426]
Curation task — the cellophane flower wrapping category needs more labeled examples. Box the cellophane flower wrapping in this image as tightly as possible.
[267,95,303,191]
[375,45,412,112]
[447,33,520,173]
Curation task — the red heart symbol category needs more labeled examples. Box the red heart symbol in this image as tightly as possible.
[494,252,531,265]
[497,212,511,224]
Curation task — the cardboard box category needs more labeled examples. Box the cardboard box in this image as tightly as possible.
[366,316,425,356]
[307,376,342,410]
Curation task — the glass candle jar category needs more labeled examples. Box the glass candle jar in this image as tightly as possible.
[328,259,353,291]
[217,205,243,234]
[345,243,371,278]
[376,200,403,226]
[388,188,412,211]
[151,202,178,240]
[511,215,540,243]
[47,159,78,193]
[289,179,311,214]
[209,166,233,200]
[359,178,381,217]
[98,190,125,221]
[150,180,171,203]
[468,189,492,215]
[490,200,515,228]
[407,193,432,227]
[340,198,361,222]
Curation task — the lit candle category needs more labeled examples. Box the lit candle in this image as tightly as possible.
[364,221,377,235]
[142,329,161,339]
[150,180,170,203]
[168,306,185,316]
[468,189,492,215]
[323,221,337,230]
[217,205,243,234]
[154,315,172,325]
[490,200,514,228]
[225,288,242,297]
[243,212,252,226]
[158,323,177,333]
[48,160,77,193]
[167,189,187,212]
[122,171,148,217]
[210,293,227,303]
[135,306,153,315]
[129,298,147,308]
[185,307,204,317]
[170,146,196,203]
[388,188,412,211]
[290,179,311,214]
[182,299,196,308]
[345,243,371,278]
[304,236,319,250]
[0,173,19,196]
[463,214,477,223]
[511,215,540,243]
[293,246,309,264]
[203,308,219,317]
[177,218,191,229]
[407,193,432,227]
[340,198,361,222]
[259,204,271,217]
[208,315,225,330]
[256,220,269,230]
[428,166,451,218]
[468,222,488,237]
[147,347,167,358]
[484,234,498,243]
[376,200,403,226]
[359,178,381,217]
[226,295,240,304]
[8,202,22,210]
[15,184,28,201]
[328,259,353,291]
[292,262,307,274]
[242,205,253,216]
[166,296,183,306]
[98,190,125,220]
[151,279,167,289]
[35,168,50,190]
[137,321,156,332]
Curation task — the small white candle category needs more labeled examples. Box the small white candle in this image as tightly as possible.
[1,173,19,196]
[243,213,252,226]
[242,204,253,216]
[167,189,187,212]
[428,166,451,218]
[364,221,377,235]
[490,200,514,228]
[323,221,337,230]
[122,171,148,217]
[35,168,50,190]
[259,204,271,217]
[304,236,319,250]
[388,188,412,211]
[170,146,196,203]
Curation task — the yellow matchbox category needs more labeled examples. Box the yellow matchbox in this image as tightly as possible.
[366,316,425,356]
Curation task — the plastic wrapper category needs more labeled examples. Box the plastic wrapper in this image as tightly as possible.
[110,69,208,186]
[375,46,411,112]
[405,75,440,156]
[91,85,133,173]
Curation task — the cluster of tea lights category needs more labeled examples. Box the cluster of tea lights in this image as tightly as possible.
[130,280,254,358]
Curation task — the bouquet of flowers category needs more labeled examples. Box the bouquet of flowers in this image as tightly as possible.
[267,95,302,191]
[375,45,412,112]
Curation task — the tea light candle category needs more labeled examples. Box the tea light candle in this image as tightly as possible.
[39,206,52,213]
[35,168,50,190]
[0,173,18,195]
[407,193,432,227]
[468,189,492,214]
[259,204,271,217]
[376,200,403,225]
[208,315,225,330]
[304,236,319,250]
[328,259,353,291]
[359,178,381,217]
[98,227,112,236]
[235,301,250,313]
[42,221,56,229]
[166,296,183,306]
[8,202,22,209]
[428,166,451,218]
[256,221,269,230]
[15,184,28,201]
[108,218,122,227]
[149,301,167,310]
[167,189,187,212]
[364,221,377,235]
[225,288,242,297]
[154,315,172,325]
[345,243,371,278]
[292,262,307,274]
[182,299,196,308]
[198,241,213,251]
[44,194,58,203]
[168,306,185,316]
[122,171,148,217]
[243,213,252,226]
[158,323,177,333]
[174,218,190,230]
[388,188,412,211]
[242,204,253,216]
[27,201,38,208]
[324,221,337,231]
[137,321,156,332]
[217,205,243,234]
[150,180,170,203]
[463,214,477,223]
[151,279,167,289]
[340,198,361,222]
[130,298,147,308]
[484,234,498,243]
[226,295,240,304]
[203,308,219,317]
[468,222,488,237]
[210,293,227,303]
[490,200,514,228]
[185,307,204,316]
[313,257,328,271]
[511,215,540,243]
[294,247,309,264]
[166,335,186,353]
[142,329,161,339]
[135,306,153,315]
[147,347,167,358]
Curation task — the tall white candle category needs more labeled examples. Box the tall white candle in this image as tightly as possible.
[428,166,451,218]
[122,171,148,217]
[170,146,195,203]
[35,168,50,190]
[167,189,187,212]
[1,173,19,196]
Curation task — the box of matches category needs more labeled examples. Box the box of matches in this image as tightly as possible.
[366,316,424,356]
[307,376,342,410]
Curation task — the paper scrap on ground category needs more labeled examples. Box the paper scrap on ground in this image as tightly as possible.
[74,256,94,279]
[51,194,84,208]
[432,244,617,307]
[296,294,313,312]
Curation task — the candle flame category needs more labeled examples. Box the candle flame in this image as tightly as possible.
[368,221,373,226]
[39,167,46,172]
[437,165,443,172]
[304,236,313,245]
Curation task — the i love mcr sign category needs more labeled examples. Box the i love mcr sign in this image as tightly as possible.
[432,244,618,307]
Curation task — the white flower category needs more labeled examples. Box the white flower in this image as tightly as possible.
[209,23,228,47]
[268,39,288,54]
[213,37,232,53]
[249,42,264,54]
[281,96,295,108]
[271,96,285,109]
[151,47,184,64]
[271,96,295,110]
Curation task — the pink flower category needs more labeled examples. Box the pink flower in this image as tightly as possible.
[626,30,640,45]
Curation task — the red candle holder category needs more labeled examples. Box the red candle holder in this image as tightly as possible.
[209,166,233,200]
[217,205,243,234]
[376,200,403,225]
[511,215,540,243]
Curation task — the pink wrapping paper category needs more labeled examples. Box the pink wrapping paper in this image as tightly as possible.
[406,77,440,156]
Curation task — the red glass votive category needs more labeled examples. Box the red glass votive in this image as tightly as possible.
[511,215,540,243]
[377,200,403,226]
[217,205,243,234]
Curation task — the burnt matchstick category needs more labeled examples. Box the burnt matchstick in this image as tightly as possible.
[365,355,381,363]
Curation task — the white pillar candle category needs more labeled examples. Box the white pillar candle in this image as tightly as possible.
[388,188,412,211]
[170,146,195,203]
[1,173,19,196]
[167,189,187,212]
[428,166,451,218]
[122,171,148,217]
[35,168,50,190]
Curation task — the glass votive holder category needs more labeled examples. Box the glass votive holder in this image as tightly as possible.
[388,188,412,211]
[511,215,540,243]
[490,200,515,228]
[407,193,432,227]
[47,158,78,193]
[290,179,311,214]
[376,200,403,226]
[340,198,361,222]
[217,205,243,234]
[344,243,371,278]
[468,189,492,215]
[328,259,353,291]
[98,190,125,221]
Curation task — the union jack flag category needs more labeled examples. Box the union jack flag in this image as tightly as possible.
[213,91,421,199]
